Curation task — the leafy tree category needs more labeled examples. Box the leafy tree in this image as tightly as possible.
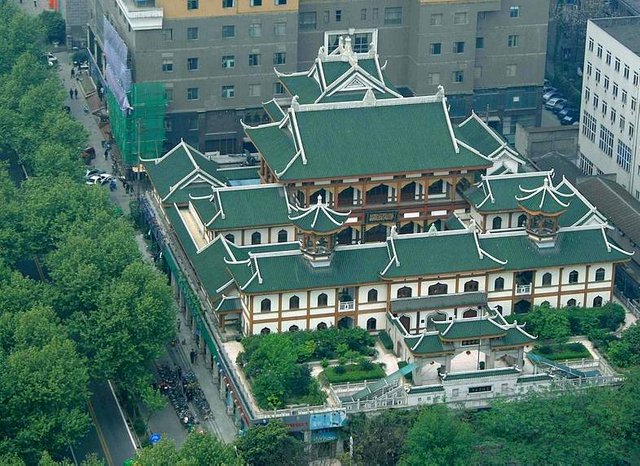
[235,420,305,466]
[399,405,474,466]
[38,11,65,44]
[180,431,241,466]
[523,305,571,342]
[0,3,44,75]
[0,165,23,264]
[607,324,640,367]
[72,261,176,394]
[348,410,420,466]
[133,438,180,466]
[0,306,90,463]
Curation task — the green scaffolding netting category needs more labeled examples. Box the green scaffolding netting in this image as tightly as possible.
[107,82,167,166]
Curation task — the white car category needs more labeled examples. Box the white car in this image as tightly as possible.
[46,52,58,66]
[85,173,115,185]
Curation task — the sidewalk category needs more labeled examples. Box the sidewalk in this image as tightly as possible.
[53,51,239,445]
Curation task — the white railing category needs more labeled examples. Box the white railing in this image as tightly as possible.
[515,283,532,295]
[339,301,355,311]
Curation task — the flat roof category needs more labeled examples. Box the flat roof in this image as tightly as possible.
[592,16,640,55]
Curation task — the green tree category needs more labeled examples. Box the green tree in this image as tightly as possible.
[0,165,23,264]
[72,261,176,394]
[399,405,475,466]
[179,431,241,466]
[38,11,65,44]
[607,324,640,367]
[235,420,305,466]
[0,3,44,75]
[133,438,181,466]
[524,305,571,342]
[0,306,90,463]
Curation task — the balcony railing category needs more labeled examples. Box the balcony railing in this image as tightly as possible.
[515,284,532,295]
[339,301,355,311]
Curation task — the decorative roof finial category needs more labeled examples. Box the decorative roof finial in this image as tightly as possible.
[344,36,353,54]
[390,225,398,238]
[318,45,326,59]
[436,85,445,100]
[368,41,376,58]
[338,36,345,53]
[317,194,323,205]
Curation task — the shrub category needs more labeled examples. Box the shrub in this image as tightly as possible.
[359,359,374,371]
[379,330,394,350]
[334,364,346,375]
[534,342,591,360]
[320,358,329,369]
[323,363,386,384]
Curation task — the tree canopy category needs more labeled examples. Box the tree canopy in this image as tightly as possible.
[235,420,305,466]
[134,432,240,466]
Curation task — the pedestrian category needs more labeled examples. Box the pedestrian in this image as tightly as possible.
[176,365,182,379]
[177,318,181,331]
[33,0,36,7]
[190,349,196,364]
[70,68,75,78]
[104,149,109,160]
[69,88,73,99]
[74,88,78,99]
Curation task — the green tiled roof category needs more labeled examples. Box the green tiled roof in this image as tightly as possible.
[217,167,260,182]
[407,385,445,394]
[263,100,286,121]
[190,185,292,231]
[319,90,396,103]
[443,367,520,381]
[321,61,352,85]
[280,75,322,104]
[247,100,490,181]
[405,333,451,355]
[479,228,630,271]
[455,116,503,156]
[464,172,550,213]
[288,200,350,233]
[491,327,536,347]
[445,215,466,231]
[143,142,225,200]
[391,292,487,313]
[516,179,573,215]
[516,374,553,383]
[435,318,507,340]
[215,296,242,313]
[164,185,215,204]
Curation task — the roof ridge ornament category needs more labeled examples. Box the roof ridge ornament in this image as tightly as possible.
[436,85,445,101]
[363,88,377,106]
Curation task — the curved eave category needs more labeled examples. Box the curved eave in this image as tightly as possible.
[518,204,568,217]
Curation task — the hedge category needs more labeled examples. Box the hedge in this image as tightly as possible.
[322,363,386,384]
[535,342,591,361]
[378,330,394,351]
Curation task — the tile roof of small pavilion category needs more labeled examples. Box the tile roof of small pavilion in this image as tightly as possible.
[275,36,402,105]
[142,140,227,201]
[516,177,574,216]
[464,171,605,227]
[288,196,351,233]
[455,112,525,165]
[244,90,492,181]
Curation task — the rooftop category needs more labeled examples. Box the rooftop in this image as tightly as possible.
[591,16,640,55]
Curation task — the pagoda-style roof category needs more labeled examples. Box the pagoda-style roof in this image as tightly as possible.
[142,140,226,201]
[464,172,604,228]
[188,184,293,231]
[516,177,574,216]
[396,312,536,356]
[455,112,523,162]
[275,36,402,105]
[288,196,350,234]
[244,92,492,181]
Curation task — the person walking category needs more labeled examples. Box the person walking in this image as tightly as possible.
[70,68,75,78]
[69,88,73,100]
[74,88,78,99]
[190,349,196,364]
[104,149,109,160]
[33,0,37,7]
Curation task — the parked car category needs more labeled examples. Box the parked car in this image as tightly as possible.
[544,97,565,110]
[84,168,104,179]
[85,173,115,185]
[551,99,569,113]
[46,52,58,66]
[557,107,578,119]
[561,112,579,125]
[543,90,562,102]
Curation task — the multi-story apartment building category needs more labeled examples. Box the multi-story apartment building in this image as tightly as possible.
[86,0,549,154]
[578,17,640,200]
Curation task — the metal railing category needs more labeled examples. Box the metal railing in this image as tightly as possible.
[339,301,355,311]
[515,283,532,295]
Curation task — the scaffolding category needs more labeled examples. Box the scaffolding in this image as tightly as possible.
[107,82,167,166]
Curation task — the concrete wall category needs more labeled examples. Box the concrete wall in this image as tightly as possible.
[515,123,579,158]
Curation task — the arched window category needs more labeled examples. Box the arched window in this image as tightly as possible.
[494,277,505,291]
[542,273,552,286]
[495,305,503,314]
[541,301,551,307]
[260,298,271,312]
[567,298,577,307]
[366,318,377,330]
[517,214,527,227]
[224,233,235,243]
[428,283,448,295]
[595,267,605,282]
[593,296,603,307]
[317,322,327,330]
[251,231,262,245]
[464,280,479,292]
[288,325,299,332]
[492,216,502,230]
[397,286,412,298]
[317,293,328,307]
[260,327,270,335]
[289,295,300,309]
[367,289,378,302]
[462,309,478,318]
[277,229,288,243]
[568,270,579,284]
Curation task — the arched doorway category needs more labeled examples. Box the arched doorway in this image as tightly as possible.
[317,322,328,330]
[399,315,411,332]
[338,316,354,329]
[399,221,417,234]
[514,299,531,314]
[288,325,299,332]
[462,309,478,318]
[336,227,358,245]
[366,317,377,330]
[310,188,330,205]
[365,224,388,243]
[400,182,418,202]
[260,327,271,335]
[337,187,361,207]
[366,184,392,205]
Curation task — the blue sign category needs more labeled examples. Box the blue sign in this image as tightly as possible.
[309,411,347,431]
[149,433,161,445]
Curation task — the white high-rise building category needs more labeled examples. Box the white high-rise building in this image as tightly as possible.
[578,17,640,200]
